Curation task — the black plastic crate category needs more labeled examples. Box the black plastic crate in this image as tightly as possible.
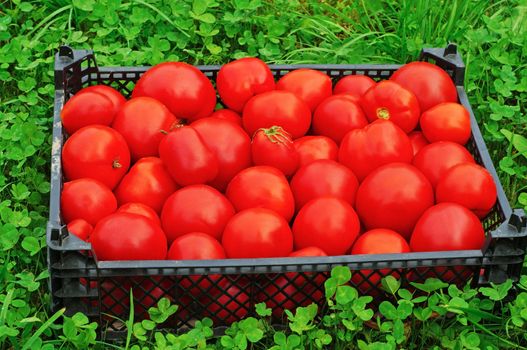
[47,44,527,338]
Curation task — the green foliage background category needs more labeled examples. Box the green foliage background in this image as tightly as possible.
[0,0,526,348]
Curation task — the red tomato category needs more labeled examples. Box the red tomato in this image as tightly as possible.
[350,229,410,293]
[251,126,299,177]
[167,232,226,296]
[412,141,475,188]
[338,120,413,181]
[242,90,311,139]
[132,62,216,122]
[117,202,160,226]
[360,80,420,133]
[209,109,242,126]
[61,178,117,225]
[410,203,486,251]
[161,185,235,242]
[205,284,250,324]
[192,118,252,191]
[222,208,293,258]
[226,166,295,221]
[97,278,130,318]
[114,157,178,214]
[408,131,430,156]
[216,57,275,112]
[420,102,471,145]
[293,136,338,167]
[276,69,332,111]
[355,163,434,239]
[62,125,130,189]
[90,212,167,260]
[293,197,360,255]
[61,92,115,135]
[158,126,219,186]
[333,75,376,98]
[290,247,327,257]
[67,219,93,241]
[390,61,458,112]
[112,97,179,161]
[436,163,497,218]
[312,95,368,144]
[290,159,359,210]
[76,85,126,114]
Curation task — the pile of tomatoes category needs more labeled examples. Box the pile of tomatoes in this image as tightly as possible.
[60,58,498,280]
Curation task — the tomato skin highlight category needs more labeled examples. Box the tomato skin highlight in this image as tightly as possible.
[408,131,430,156]
[276,69,332,112]
[117,202,161,226]
[161,185,235,243]
[338,120,413,181]
[435,163,497,218]
[226,166,295,222]
[410,203,486,252]
[217,57,275,112]
[242,90,311,139]
[62,125,131,190]
[222,208,293,258]
[290,159,359,210]
[360,80,420,133]
[61,92,115,135]
[114,157,178,214]
[333,75,376,98]
[67,219,93,242]
[355,163,434,239]
[132,62,216,122]
[420,102,471,145]
[412,141,475,188]
[390,61,458,112]
[312,94,368,144]
[293,136,338,167]
[112,97,179,161]
[251,126,299,177]
[158,126,219,186]
[90,212,168,261]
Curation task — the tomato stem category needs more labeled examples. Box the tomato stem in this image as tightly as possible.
[113,159,122,168]
[255,125,293,145]
[376,107,391,120]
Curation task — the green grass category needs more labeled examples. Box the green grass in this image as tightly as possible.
[0,0,526,348]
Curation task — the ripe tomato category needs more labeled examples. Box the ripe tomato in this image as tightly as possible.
[90,212,168,260]
[290,159,359,210]
[209,109,242,126]
[61,91,115,135]
[192,118,252,191]
[338,120,413,181]
[293,136,338,167]
[410,203,486,251]
[161,185,235,242]
[222,208,293,258]
[413,141,475,188]
[276,69,332,111]
[350,229,410,293]
[360,80,420,133]
[112,97,179,161]
[333,75,376,98]
[420,102,471,145]
[216,57,275,112]
[408,131,429,156]
[251,126,299,177]
[114,157,178,214]
[390,61,458,112]
[61,178,117,225]
[355,163,434,239]
[67,219,93,241]
[293,197,360,255]
[62,125,130,189]
[436,163,497,218]
[226,166,295,221]
[132,62,216,122]
[158,126,219,186]
[117,202,160,226]
[167,232,226,296]
[312,95,368,144]
[242,90,311,139]
[76,85,126,114]
[204,284,250,324]
[290,247,327,257]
